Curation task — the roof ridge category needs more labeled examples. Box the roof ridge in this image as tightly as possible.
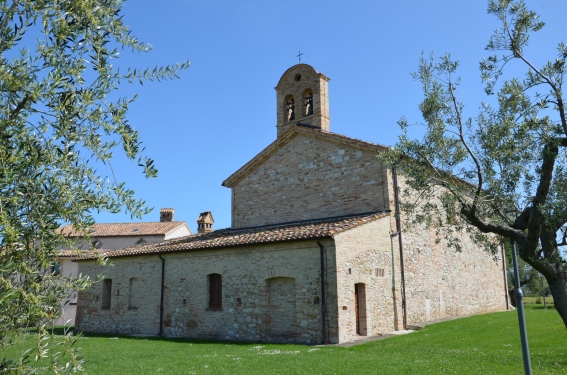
[226,211,389,232]
[60,221,186,227]
[76,212,390,260]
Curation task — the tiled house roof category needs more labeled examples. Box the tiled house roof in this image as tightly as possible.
[77,212,389,260]
[58,249,87,258]
[59,221,188,238]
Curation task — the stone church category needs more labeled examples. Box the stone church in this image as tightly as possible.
[74,64,509,344]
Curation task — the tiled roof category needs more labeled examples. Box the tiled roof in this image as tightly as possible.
[77,212,388,260]
[59,221,188,237]
[58,249,88,258]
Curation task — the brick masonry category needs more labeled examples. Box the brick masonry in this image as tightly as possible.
[275,64,330,137]
[231,134,389,228]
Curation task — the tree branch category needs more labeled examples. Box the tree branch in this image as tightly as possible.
[509,39,567,138]
[0,1,19,32]
[460,204,522,238]
[513,205,532,230]
[523,142,559,258]
[8,94,29,121]
[448,82,484,212]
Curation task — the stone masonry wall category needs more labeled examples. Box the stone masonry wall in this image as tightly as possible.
[75,240,337,344]
[330,174,508,344]
[75,255,162,335]
[391,172,509,326]
[333,216,403,343]
[231,135,389,228]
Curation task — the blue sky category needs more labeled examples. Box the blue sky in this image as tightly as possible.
[94,0,567,232]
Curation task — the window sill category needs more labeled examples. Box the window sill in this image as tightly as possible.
[206,308,223,311]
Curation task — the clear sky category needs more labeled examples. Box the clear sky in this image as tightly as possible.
[93,0,567,232]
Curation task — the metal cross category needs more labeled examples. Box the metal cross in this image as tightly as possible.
[297,51,303,64]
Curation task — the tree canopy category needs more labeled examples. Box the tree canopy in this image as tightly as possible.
[0,0,188,372]
[381,0,567,328]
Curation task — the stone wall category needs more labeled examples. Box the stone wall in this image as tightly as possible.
[53,258,79,326]
[75,255,162,335]
[231,134,389,228]
[333,216,403,343]
[330,175,508,343]
[392,172,509,325]
[75,240,336,344]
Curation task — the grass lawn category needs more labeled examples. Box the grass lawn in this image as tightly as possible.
[6,307,566,374]
[524,296,554,306]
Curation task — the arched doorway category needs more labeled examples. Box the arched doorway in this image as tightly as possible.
[267,277,297,336]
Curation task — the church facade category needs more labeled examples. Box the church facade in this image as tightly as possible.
[74,64,509,344]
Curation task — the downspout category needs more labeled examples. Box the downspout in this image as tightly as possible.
[392,167,407,330]
[316,240,328,345]
[158,254,165,336]
[501,242,510,310]
[389,232,399,331]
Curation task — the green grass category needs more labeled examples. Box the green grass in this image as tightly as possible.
[6,308,567,374]
[524,296,554,306]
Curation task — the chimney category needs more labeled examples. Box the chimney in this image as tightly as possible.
[196,211,214,234]
[160,208,174,222]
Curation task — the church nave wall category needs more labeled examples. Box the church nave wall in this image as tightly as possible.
[232,135,389,228]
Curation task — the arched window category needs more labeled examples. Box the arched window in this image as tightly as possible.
[285,95,295,121]
[303,89,313,116]
[208,273,222,309]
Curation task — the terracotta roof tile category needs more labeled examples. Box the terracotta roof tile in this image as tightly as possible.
[58,249,88,258]
[59,221,187,237]
[77,212,388,260]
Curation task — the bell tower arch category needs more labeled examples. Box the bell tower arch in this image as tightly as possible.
[275,64,330,138]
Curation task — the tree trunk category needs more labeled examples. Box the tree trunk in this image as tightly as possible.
[547,271,567,329]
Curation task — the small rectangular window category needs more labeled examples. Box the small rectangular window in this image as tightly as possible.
[208,274,222,309]
[129,278,138,309]
[102,279,112,310]
[51,263,61,276]
[375,268,385,277]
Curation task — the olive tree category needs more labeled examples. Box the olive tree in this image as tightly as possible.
[0,0,188,372]
[381,0,567,328]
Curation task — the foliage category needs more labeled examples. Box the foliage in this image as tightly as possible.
[4,309,566,374]
[380,0,567,328]
[0,0,189,373]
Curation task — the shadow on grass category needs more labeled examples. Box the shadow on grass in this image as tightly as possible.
[79,331,306,347]
[524,304,556,310]
[26,326,320,347]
